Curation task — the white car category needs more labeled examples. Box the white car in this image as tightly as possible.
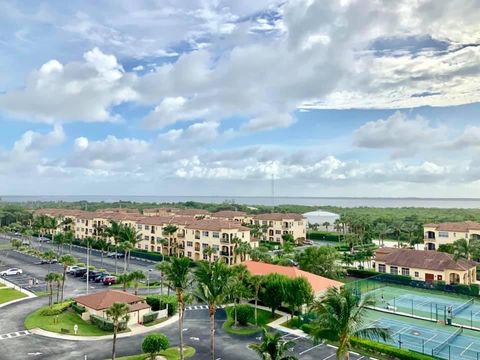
[0,268,23,276]
[66,266,80,274]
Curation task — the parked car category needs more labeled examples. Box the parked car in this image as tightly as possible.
[1,268,23,276]
[103,276,116,286]
[38,258,58,265]
[73,268,87,277]
[66,266,80,274]
[303,239,314,245]
[37,236,50,242]
[21,240,30,246]
[94,272,110,283]
[82,271,101,282]
[107,252,124,258]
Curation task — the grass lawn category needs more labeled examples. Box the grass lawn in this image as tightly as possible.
[114,346,195,360]
[25,307,111,336]
[144,317,169,327]
[223,305,280,335]
[0,288,27,304]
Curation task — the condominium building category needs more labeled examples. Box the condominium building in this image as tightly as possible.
[211,211,253,223]
[143,208,211,219]
[423,221,480,250]
[253,213,307,244]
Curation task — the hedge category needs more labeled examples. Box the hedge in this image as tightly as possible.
[71,303,86,314]
[90,315,127,331]
[236,304,254,326]
[145,295,178,316]
[130,249,168,262]
[39,301,73,316]
[351,337,435,360]
[307,231,341,242]
[143,311,159,324]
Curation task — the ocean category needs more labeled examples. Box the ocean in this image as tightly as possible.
[2,195,480,209]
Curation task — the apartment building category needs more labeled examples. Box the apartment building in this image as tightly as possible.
[423,221,480,250]
[211,210,253,223]
[253,213,307,244]
[143,208,211,219]
[374,248,477,285]
[183,219,255,265]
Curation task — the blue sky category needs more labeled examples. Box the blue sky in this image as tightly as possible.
[0,1,479,197]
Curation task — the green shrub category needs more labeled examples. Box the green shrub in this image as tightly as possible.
[346,269,379,279]
[39,301,73,316]
[143,311,159,324]
[307,231,341,242]
[300,323,313,334]
[130,249,168,262]
[142,333,170,360]
[90,315,127,331]
[351,337,434,360]
[146,295,177,315]
[71,303,86,314]
[236,304,254,326]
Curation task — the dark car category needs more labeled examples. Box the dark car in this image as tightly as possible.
[103,276,116,286]
[38,259,58,265]
[73,268,87,277]
[82,271,100,281]
[94,272,110,283]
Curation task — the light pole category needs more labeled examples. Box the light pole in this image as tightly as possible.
[147,269,153,295]
[86,239,90,295]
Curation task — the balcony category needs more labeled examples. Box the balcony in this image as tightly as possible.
[178,232,185,238]
[220,251,230,256]
[220,238,230,244]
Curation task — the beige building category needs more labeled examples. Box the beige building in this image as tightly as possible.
[184,219,256,265]
[374,248,477,285]
[253,213,307,244]
[75,290,152,326]
[423,221,480,250]
[143,208,211,219]
[211,211,253,223]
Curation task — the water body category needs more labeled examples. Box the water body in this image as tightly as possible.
[2,195,480,208]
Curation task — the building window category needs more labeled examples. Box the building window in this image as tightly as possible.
[202,231,209,237]
[213,232,219,238]
[390,266,398,275]
[187,241,193,247]
[203,254,208,260]
[378,264,386,273]
[137,224,142,230]
[415,271,419,277]
[439,231,449,238]
[213,256,218,261]
[401,268,410,276]
[144,235,149,240]
[157,237,162,241]
[144,245,148,250]
[438,275,443,281]
[157,246,161,252]
[187,251,192,257]
[275,230,281,234]
[202,243,208,249]
[145,225,150,230]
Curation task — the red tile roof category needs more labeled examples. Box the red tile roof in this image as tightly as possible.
[75,290,147,310]
[186,219,250,231]
[242,260,343,294]
[375,248,477,271]
[212,211,248,218]
[424,221,480,232]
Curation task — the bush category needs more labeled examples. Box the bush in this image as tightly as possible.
[351,337,434,360]
[236,304,254,326]
[71,303,86,314]
[145,295,177,315]
[130,249,168,262]
[142,333,170,359]
[300,324,313,334]
[346,269,379,279]
[39,301,73,316]
[90,314,127,332]
[307,231,341,242]
[143,311,159,324]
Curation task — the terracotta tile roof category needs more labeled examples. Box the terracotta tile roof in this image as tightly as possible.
[375,248,477,271]
[128,302,151,312]
[75,290,146,310]
[143,208,210,216]
[242,260,343,294]
[254,213,306,221]
[423,221,480,232]
[186,219,250,231]
[212,211,248,218]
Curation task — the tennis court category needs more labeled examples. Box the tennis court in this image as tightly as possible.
[370,317,480,360]
[363,283,480,329]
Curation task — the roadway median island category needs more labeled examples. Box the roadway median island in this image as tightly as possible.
[0,287,28,304]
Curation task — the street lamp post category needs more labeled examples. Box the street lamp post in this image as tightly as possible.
[86,239,90,294]
[147,269,153,295]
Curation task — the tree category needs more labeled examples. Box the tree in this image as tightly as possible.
[162,256,192,360]
[323,221,331,231]
[295,246,343,279]
[249,275,264,326]
[438,243,455,254]
[284,277,313,317]
[195,260,232,360]
[250,327,298,360]
[43,250,58,272]
[203,246,215,263]
[234,241,252,263]
[163,225,178,256]
[310,287,390,360]
[117,273,132,292]
[142,333,170,360]
[281,234,295,254]
[129,270,146,295]
[226,265,252,326]
[453,238,480,260]
[48,217,60,251]
[59,254,77,301]
[106,302,130,360]
[96,237,110,267]
[53,273,63,303]
[45,272,56,306]
[374,223,388,247]
[10,238,22,249]
[259,273,288,317]
[118,224,141,271]
[105,220,122,274]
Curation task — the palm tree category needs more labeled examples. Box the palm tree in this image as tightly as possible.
[59,254,77,301]
[53,273,63,303]
[162,257,191,360]
[48,217,60,250]
[158,237,169,261]
[64,230,74,253]
[96,238,110,267]
[323,221,331,231]
[374,223,388,247]
[43,250,58,272]
[129,270,146,295]
[203,246,215,263]
[249,275,264,326]
[119,224,141,271]
[106,302,130,360]
[453,238,480,260]
[234,241,252,263]
[194,260,232,360]
[45,272,56,306]
[117,273,132,292]
[310,287,390,360]
[250,327,298,360]
[105,220,122,274]
[163,225,178,256]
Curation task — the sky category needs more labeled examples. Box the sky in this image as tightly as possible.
[0,0,480,198]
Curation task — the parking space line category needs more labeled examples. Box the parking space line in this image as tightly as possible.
[322,353,336,360]
[299,343,322,355]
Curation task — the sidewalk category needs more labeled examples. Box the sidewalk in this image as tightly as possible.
[31,313,179,341]
[0,277,37,308]
[253,304,309,338]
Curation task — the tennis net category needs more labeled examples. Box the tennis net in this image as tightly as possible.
[452,299,474,316]
[432,327,463,356]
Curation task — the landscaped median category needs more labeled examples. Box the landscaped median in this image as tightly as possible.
[0,287,28,304]
[113,347,195,360]
[223,304,280,335]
